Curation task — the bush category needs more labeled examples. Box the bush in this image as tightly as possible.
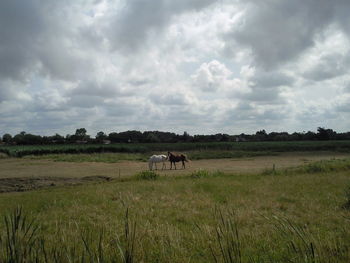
[135,170,159,180]
[342,186,350,210]
[190,170,210,178]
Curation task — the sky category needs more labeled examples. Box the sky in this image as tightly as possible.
[0,0,350,137]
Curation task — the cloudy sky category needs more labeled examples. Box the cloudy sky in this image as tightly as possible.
[1,0,350,137]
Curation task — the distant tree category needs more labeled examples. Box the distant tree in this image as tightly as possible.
[317,127,336,140]
[182,131,192,142]
[108,132,120,143]
[96,131,108,143]
[255,130,267,141]
[13,131,26,144]
[2,133,12,144]
[75,128,87,140]
[23,133,43,144]
[303,131,317,140]
[72,128,90,142]
[145,132,161,143]
[50,133,65,144]
[220,134,230,142]
[108,130,143,143]
[120,130,143,143]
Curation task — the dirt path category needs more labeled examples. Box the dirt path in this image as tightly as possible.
[0,152,349,193]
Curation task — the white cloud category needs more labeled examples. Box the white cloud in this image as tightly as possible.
[1,0,350,136]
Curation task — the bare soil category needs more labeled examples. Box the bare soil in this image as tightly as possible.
[0,151,349,193]
[0,176,111,193]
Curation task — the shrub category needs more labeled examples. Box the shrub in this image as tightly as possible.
[342,186,350,210]
[190,170,225,179]
[135,170,159,180]
[190,170,210,178]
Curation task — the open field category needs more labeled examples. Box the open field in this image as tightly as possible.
[0,152,349,193]
[0,150,350,262]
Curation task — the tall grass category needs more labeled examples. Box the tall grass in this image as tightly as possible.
[1,206,349,262]
[209,208,242,263]
[0,207,39,262]
[135,171,159,180]
[0,207,138,262]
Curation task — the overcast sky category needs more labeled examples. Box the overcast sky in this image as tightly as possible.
[1,0,350,137]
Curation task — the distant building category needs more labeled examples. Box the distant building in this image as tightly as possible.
[75,140,88,144]
[235,137,247,142]
[102,140,111,145]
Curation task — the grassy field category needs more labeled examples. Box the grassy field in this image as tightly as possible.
[0,156,350,262]
[1,140,350,157]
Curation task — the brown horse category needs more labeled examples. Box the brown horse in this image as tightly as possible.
[167,151,189,170]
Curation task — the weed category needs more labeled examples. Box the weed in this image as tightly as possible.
[190,170,225,179]
[135,170,159,180]
[116,208,137,263]
[191,170,210,178]
[210,208,242,263]
[342,186,350,210]
[0,207,40,262]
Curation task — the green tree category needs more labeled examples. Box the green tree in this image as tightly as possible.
[75,128,89,141]
[2,133,12,144]
[317,127,336,140]
[96,131,108,143]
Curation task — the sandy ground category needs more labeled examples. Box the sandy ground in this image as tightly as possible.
[1,152,349,180]
[0,151,349,193]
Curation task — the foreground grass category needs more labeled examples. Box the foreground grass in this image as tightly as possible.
[0,159,350,262]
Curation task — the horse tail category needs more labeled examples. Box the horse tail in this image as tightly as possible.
[182,154,190,162]
[148,159,153,170]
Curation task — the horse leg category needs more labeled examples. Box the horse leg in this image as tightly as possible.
[149,161,152,170]
[155,162,158,170]
[162,161,165,170]
[182,160,185,169]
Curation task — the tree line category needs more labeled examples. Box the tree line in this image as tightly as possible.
[1,127,350,145]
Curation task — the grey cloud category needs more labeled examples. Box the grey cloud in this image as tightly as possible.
[106,0,217,52]
[302,53,350,81]
[250,71,295,88]
[296,105,338,124]
[71,79,134,98]
[226,102,289,123]
[0,80,23,102]
[242,71,294,104]
[244,87,284,104]
[334,94,350,112]
[0,0,97,83]
[0,0,44,81]
[67,95,105,108]
[226,0,342,69]
[104,100,143,118]
[150,93,191,106]
[345,84,350,93]
[334,0,350,36]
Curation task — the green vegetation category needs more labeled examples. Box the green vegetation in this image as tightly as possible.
[135,170,159,180]
[0,158,350,262]
[1,140,350,158]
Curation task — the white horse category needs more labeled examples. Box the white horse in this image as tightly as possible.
[148,154,167,170]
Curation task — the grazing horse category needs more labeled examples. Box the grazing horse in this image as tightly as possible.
[167,151,189,170]
[148,154,167,170]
